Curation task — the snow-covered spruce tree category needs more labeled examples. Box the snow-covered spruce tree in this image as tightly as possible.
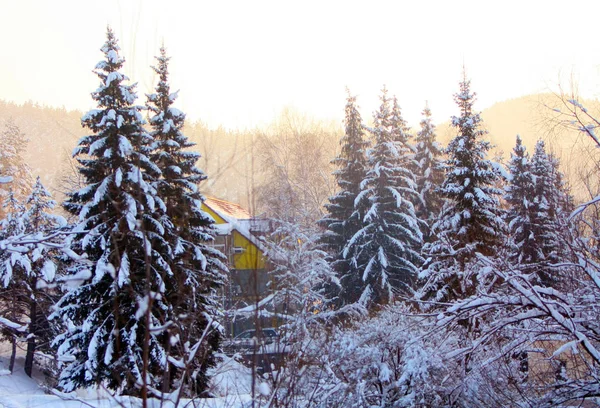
[389,95,422,213]
[548,152,573,215]
[53,28,172,396]
[527,140,572,284]
[317,91,369,307]
[146,46,227,395]
[20,177,65,377]
[389,96,413,157]
[418,75,504,304]
[343,87,423,307]
[414,104,445,239]
[0,190,28,373]
[505,135,538,266]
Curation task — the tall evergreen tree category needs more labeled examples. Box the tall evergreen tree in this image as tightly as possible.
[343,88,423,307]
[414,104,445,238]
[146,46,227,395]
[318,91,369,306]
[529,141,572,268]
[389,96,422,211]
[505,137,573,285]
[0,189,28,373]
[546,149,574,218]
[21,177,64,377]
[505,135,537,265]
[419,75,504,303]
[53,28,171,396]
[389,96,413,158]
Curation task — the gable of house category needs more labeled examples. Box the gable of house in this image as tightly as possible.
[201,197,267,271]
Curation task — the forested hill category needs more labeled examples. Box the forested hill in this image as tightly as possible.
[436,93,598,200]
[0,100,84,198]
[0,99,246,203]
[436,93,580,154]
[2,93,596,206]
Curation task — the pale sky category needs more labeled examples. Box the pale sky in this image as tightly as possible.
[2,0,600,129]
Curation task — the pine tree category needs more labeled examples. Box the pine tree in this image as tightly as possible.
[146,46,227,395]
[318,91,369,306]
[414,104,445,239]
[53,28,171,395]
[343,87,423,307]
[419,75,504,303]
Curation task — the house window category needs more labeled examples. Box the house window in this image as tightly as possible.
[211,234,227,253]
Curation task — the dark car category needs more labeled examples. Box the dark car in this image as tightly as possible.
[223,328,282,355]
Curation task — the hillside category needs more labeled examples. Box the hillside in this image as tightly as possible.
[2,93,597,206]
[436,93,599,199]
[0,100,249,204]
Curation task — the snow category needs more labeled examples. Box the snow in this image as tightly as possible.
[60,268,92,288]
[40,260,56,282]
[257,382,270,396]
[0,317,24,330]
[552,340,580,358]
[106,49,119,64]
[0,345,254,407]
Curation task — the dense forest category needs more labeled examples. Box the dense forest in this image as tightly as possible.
[1,28,600,408]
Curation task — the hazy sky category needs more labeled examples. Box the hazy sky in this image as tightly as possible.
[2,0,600,129]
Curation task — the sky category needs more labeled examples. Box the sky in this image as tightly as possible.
[2,0,600,129]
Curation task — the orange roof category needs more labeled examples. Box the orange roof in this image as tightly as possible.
[203,196,252,220]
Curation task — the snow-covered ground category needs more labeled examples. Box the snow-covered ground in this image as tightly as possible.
[0,342,258,408]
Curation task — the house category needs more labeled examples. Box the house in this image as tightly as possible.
[201,196,276,336]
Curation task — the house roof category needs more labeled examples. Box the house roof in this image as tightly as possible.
[204,196,252,221]
[203,196,274,258]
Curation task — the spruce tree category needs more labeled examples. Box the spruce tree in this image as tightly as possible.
[419,75,504,303]
[21,177,64,377]
[343,87,423,307]
[146,46,227,394]
[53,28,171,395]
[414,104,445,238]
[389,96,413,159]
[505,135,538,265]
[389,95,422,211]
[0,190,28,373]
[529,140,572,278]
[504,137,574,285]
[318,91,369,306]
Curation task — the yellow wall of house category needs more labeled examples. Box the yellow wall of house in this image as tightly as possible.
[232,230,265,270]
[201,203,265,270]
[202,205,227,224]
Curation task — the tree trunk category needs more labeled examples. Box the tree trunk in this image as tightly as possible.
[24,297,37,377]
[8,337,16,373]
[9,289,18,373]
